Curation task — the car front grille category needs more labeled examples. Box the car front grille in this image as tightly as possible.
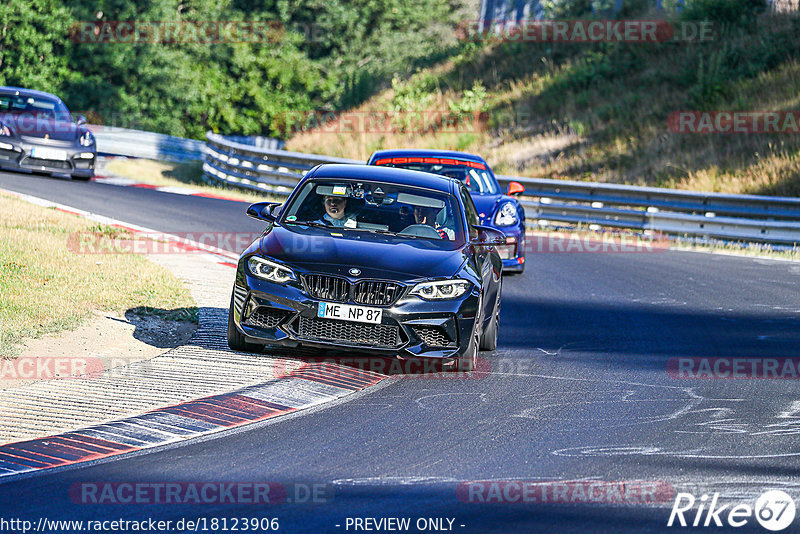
[352,281,403,306]
[411,325,454,348]
[303,274,403,306]
[304,274,350,302]
[295,316,400,348]
[243,307,291,329]
[21,157,71,170]
[20,136,76,147]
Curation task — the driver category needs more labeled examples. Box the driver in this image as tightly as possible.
[317,195,356,228]
[414,205,455,240]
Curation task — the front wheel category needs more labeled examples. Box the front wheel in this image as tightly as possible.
[454,327,478,372]
[480,281,501,351]
[480,310,498,351]
[227,295,264,353]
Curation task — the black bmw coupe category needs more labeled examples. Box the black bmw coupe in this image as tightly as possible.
[228,164,505,372]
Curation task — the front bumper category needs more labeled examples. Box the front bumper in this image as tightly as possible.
[0,138,95,177]
[230,265,481,361]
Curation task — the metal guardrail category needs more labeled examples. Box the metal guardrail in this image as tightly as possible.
[500,176,800,245]
[203,131,360,195]
[201,131,800,245]
[91,126,205,162]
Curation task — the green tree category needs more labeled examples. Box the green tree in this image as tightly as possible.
[0,0,74,91]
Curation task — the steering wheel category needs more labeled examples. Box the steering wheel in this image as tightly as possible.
[399,224,442,239]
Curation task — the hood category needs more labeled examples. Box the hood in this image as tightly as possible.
[470,194,504,225]
[0,113,81,142]
[258,225,467,280]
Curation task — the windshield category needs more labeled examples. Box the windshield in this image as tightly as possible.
[374,160,500,195]
[281,178,465,244]
[0,92,72,121]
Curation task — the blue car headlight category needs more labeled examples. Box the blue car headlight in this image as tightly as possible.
[247,256,296,284]
[410,279,471,300]
[494,202,519,227]
[79,131,95,147]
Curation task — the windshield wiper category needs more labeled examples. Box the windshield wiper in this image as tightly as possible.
[284,220,331,229]
[379,229,424,239]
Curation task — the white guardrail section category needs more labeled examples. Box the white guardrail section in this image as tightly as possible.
[203,131,361,196]
[203,131,800,245]
[92,125,205,162]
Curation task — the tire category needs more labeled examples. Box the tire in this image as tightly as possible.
[454,322,478,372]
[72,174,92,182]
[480,308,499,351]
[227,295,264,353]
[480,280,502,351]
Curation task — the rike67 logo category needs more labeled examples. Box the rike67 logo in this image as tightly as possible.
[668,490,796,531]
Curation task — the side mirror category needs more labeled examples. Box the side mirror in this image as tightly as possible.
[508,181,525,196]
[246,201,281,223]
[75,115,87,126]
[471,224,506,246]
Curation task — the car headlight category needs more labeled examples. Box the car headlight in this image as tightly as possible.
[410,279,471,300]
[247,256,296,284]
[494,202,519,226]
[0,122,13,137]
[79,131,95,147]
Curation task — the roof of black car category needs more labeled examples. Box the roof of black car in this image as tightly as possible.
[0,86,63,102]
[368,148,487,164]
[307,164,459,193]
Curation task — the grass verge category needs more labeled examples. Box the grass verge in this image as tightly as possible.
[0,192,197,358]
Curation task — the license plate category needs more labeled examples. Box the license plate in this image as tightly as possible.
[30,147,68,161]
[317,302,382,324]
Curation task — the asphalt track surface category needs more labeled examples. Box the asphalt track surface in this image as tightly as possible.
[2,171,800,533]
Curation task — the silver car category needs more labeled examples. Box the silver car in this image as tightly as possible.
[0,86,96,181]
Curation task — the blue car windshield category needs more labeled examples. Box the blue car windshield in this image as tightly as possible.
[281,179,465,244]
[377,162,500,195]
[0,93,72,121]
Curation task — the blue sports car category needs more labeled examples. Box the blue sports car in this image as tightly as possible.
[367,149,526,273]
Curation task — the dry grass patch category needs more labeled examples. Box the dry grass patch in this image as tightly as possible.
[0,193,197,357]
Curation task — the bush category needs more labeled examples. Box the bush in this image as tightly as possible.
[679,0,766,26]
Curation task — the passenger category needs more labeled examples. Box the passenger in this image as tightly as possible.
[413,205,455,240]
